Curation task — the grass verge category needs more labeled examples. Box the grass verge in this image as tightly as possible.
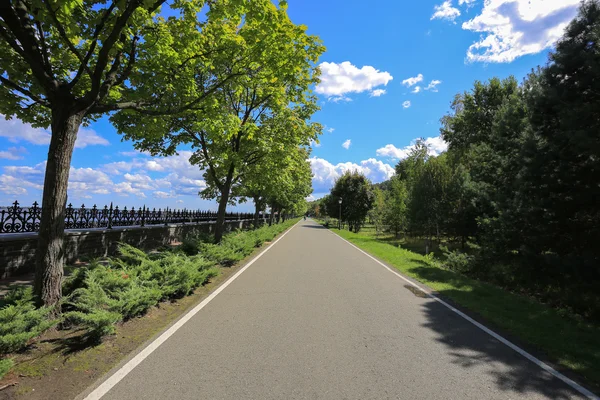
[328,226,600,391]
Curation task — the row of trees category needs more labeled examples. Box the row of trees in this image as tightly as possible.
[0,0,322,306]
[315,1,600,320]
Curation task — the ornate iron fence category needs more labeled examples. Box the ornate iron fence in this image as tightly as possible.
[0,201,260,234]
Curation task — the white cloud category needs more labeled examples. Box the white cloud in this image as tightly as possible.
[376,136,449,160]
[370,89,387,97]
[431,0,461,21]
[459,0,476,6]
[0,146,27,160]
[329,95,352,103]
[310,157,395,192]
[0,116,50,145]
[462,0,580,63]
[402,101,412,109]
[317,61,393,100]
[326,127,335,133]
[402,74,424,87]
[76,128,110,148]
[342,139,352,149]
[0,116,109,149]
[412,86,422,94]
[425,80,442,92]
[0,149,207,203]
[309,139,321,148]
[154,191,175,199]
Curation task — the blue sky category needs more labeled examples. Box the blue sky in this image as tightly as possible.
[0,0,581,211]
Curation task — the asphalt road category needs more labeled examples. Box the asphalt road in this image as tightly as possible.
[88,220,590,400]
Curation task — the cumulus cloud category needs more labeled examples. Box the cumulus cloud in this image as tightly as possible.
[370,89,387,97]
[0,146,27,160]
[462,0,580,63]
[411,86,422,94]
[342,139,352,149]
[76,128,110,148]
[317,61,393,100]
[0,149,210,202]
[402,101,412,109]
[0,116,109,149]
[425,80,442,92]
[431,0,461,21]
[310,157,395,192]
[402,74,424,87]
[376,136,448,160]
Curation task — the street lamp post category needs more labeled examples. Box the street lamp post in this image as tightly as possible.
[338,198,342,230]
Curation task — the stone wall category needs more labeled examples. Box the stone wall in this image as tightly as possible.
[0,219,258,279]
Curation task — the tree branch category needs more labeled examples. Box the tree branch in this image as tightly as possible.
[42,0,90,79]
[0,1,57,92]
[198,130,224,192]
[0,75,48,106]
[88,0,165,102]
[91,71,242,114]
[69,0,117,89]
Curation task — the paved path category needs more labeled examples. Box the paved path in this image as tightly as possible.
[85,220,591,399]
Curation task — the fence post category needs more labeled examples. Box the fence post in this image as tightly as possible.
[141,205,146,227]
[107,202,113,229]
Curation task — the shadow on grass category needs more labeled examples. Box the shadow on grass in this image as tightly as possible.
[41,329,103,357]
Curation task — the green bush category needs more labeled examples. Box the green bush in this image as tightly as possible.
[65,244,219,338]
[440,246,474,274]
[0,358,14,379]
[64,310,121,338]
[0,287,57,354]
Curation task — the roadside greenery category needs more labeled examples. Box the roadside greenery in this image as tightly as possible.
[0,219,298,379]
[313,1,600,323]
[0,0,321,308]
[329,226,600,388]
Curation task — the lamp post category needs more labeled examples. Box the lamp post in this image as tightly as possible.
[338,198,342,230]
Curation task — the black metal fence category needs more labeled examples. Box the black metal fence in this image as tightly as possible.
[0,201,260,234]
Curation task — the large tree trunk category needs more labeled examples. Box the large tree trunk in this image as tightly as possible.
[214,166,234,243]
[214,181,232,243]
[268,206,274,226]
[253,196,261,229]
[34,109,83,307]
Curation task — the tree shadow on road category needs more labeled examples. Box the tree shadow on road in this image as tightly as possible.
[418,292,588,399]
[301,224,328,230]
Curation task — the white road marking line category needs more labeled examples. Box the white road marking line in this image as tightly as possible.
[330,230,599,400]
[82,221,301,400]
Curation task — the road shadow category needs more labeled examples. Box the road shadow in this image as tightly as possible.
[419,293,587,399]
[301,224,328,230]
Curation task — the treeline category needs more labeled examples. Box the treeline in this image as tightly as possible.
[0,1,322,306]
[316,1,600,321]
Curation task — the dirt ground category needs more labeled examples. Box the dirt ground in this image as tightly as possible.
[0,243,267,400]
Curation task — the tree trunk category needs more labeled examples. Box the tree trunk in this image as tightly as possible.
[253,196,261,229]
[276,208,281,224]
[268,207,274,226]
[34,109,83,307]
[214,170,234,243]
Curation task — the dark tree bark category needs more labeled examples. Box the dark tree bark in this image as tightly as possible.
[253,196,262,229]
[34,107,84,307]
[268,206,274,226]
[213,165,235,243]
